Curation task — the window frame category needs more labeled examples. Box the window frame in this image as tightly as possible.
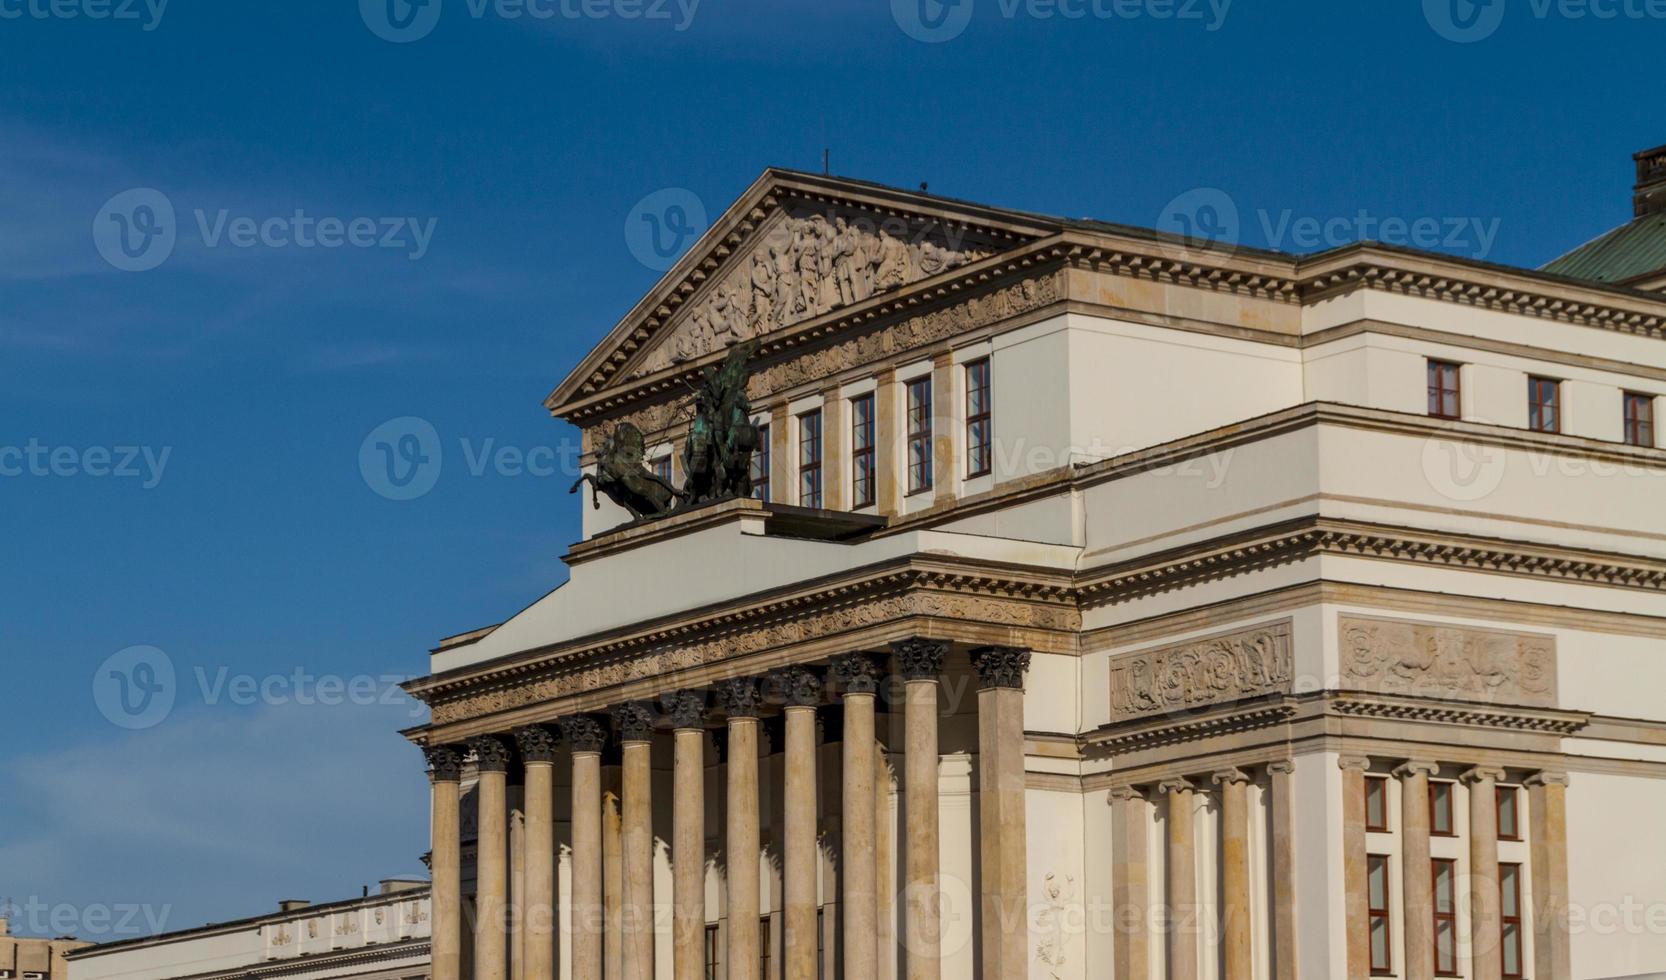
[759,915,772,980]
[1427,359,1462,420]
[1528,375,1562,433]
[650,454,673,486]
[1624,391,1656,448]
[704,923,721,980]
[1429,780,1456,837]
[1433,858,1460,977]
[905,376,934,495]
[1497,784,1521,841]
[1365,775,1390,833]
[797,409,823,509]
[850,393,876,509]
[965,358,993,479]
[1500,861,1525,979]
[1367,852,1394,975]
[751,422,770,502]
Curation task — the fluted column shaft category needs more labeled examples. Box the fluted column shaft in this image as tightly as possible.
[1395,761,1438,980]
[427,748,465,980]
[1528,771,1571,980]
[1214,769,1251,980]
[614,704,656,980]
[971,646,1030,980]
[472,736,512,980]
[1108,785,1149,980]
[567,718,607,980]
[1160,777,1198,980]
[516,727,560,980]
[1338,755,1370,980]
[897,640,945,980]
[832,655,880,980]
[1464,766,1506,979]
[666,694,707,980]
[1268,760,1297,980]
[719,680,764,980]
[778,669,823,980]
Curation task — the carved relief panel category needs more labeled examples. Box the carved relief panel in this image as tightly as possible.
[1108,620,1294,722]
[1339,615,1557,707]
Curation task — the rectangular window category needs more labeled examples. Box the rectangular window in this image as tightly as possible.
[759,916,772,980]
[1430,781,1455,836]
[906,377,934,494]
[1529,376,1562,433]
[751,423,770,502]
[651,455,672,485]
[1368,853,1393,974]
[705,924,720,980]
[1433,858,1459,976]
[1501,862,1525,978]
[1365,775,1390,832]
[1497,785,1520,841]
[1625,392,1656,447]
[1428,359,1462,419]
[798,410,822,509]
[850,393,876,509]
[817,908,826,980]
[965,358,993,478]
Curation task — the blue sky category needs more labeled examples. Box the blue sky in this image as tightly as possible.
[1,0,1660,942]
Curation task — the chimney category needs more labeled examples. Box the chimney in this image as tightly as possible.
[1634,143,1666,216]
[0,915,10,936]
[278,900,310,913]
[379,878,426,895]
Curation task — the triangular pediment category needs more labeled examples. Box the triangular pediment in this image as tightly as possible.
[547,170,1060,416]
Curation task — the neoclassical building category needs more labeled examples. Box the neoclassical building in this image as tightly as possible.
[403,157,1666,979]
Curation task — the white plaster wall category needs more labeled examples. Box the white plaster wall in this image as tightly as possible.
[1567,773,1666,979]
[1026,789,1087,980]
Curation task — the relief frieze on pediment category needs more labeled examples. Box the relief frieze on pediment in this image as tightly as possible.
[1339,615,1557,707]
[631,202,998,377]
[1108,620,1294,722]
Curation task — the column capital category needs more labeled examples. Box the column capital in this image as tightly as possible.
[425,744,466,782]
[830,653,883,696]
[662,690,708,732]
[1461,765,1507,785]
[563,714,609,754]
[1157,775,1194,795]
[611,701,658,744]
[1392,759,1440,780]
[716,676,765,719]
[468,734,513,773]
[969,645,1030,690]
[1211,767,1251,787]
[1525,770,1570,788]
[513,725,561,764]
[1337,754,1372,772]
[1266,758,1296,776]
[772,666,823,708]
[892,638,948,681]
[1107,784,1146,804]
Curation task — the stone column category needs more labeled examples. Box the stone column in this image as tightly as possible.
[831,654,882,980]
[426,746,466,980]
[873,370,900,516]
[470,735,513,980]
[1338,755,1371,980]
[894,639,946,980]
[664,692,708,980]
[1267,760,1298,980]
[1394,761,1438,980]
[1463,766,1506,979]
[1108,785,1149,980]
[612,704,657,980]
[970,646,1030,980]
[930,352,959,503]
[1213,768,1252,980]
[1158,776,1198,980]
[776,668,823,980]
[515,727,561,980]
[718,678,765,980]
[565,716,608,980]
[1527,771,1571,980]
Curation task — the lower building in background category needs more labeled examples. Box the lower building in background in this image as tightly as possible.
[0,916,91,980]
